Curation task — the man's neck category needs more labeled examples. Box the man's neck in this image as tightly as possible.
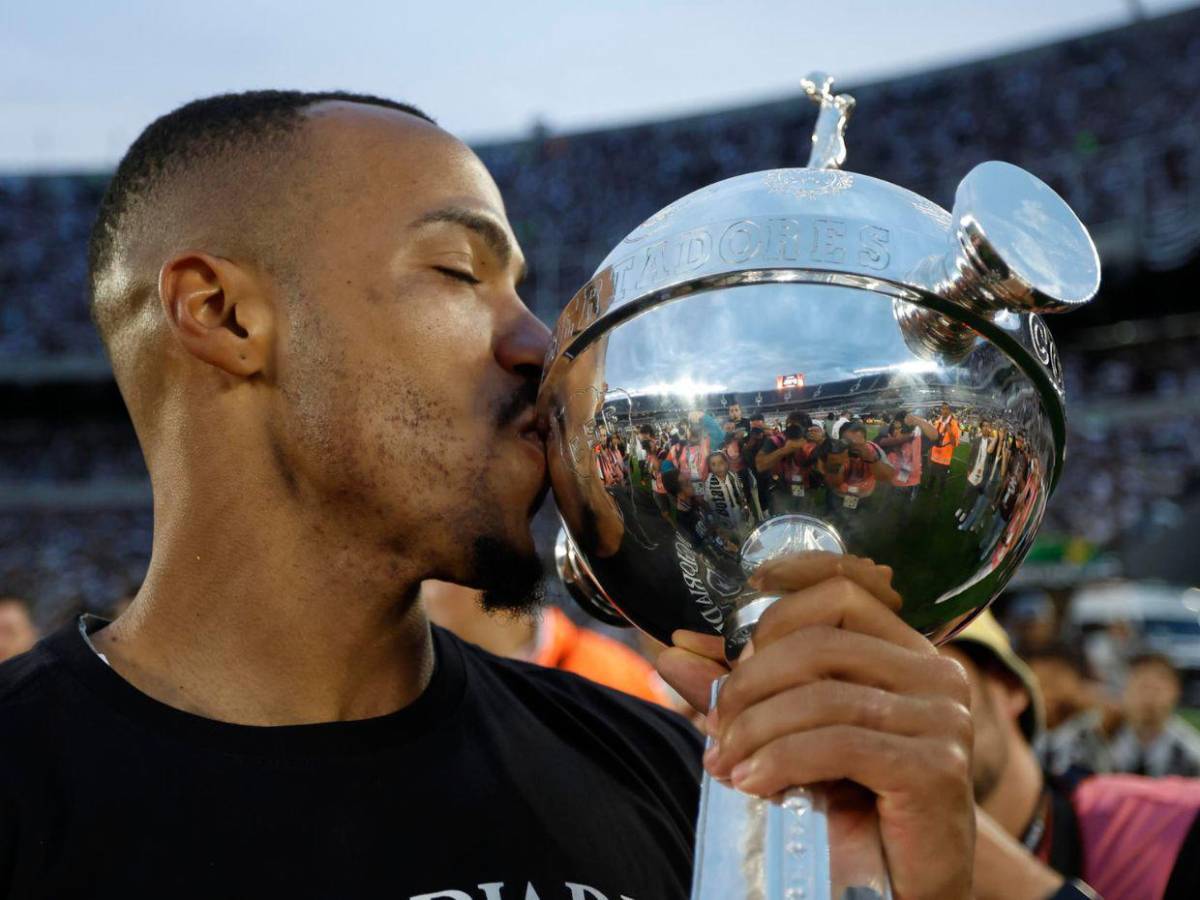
[92,484,435,727]
[982,741,1045,840]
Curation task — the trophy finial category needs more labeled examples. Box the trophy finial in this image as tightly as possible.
[800,71,855,170]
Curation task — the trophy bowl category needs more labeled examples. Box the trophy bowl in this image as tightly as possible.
[539,96,1097,660]
[536,74,1098,899]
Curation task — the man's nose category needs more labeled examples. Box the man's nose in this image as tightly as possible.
[496,300,552,379]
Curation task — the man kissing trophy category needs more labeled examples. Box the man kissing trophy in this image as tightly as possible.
[540,74,1099,899]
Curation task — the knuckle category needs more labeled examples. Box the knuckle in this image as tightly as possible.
[852,684,894,732]
[934,654,972,703]
[942,699,974,747]
[927,738,972,788]
[830,575,862,608]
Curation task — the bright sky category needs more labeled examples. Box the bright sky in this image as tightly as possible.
[2,0,1194,172]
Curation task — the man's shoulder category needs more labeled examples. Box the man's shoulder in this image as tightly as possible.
[0,639,77,773]
[0,640,61,712]
[451,630,701,757]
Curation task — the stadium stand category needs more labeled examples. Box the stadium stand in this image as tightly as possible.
[2,7,1200,625]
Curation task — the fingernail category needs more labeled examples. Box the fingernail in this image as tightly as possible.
[702,744,719,769]
[731,760,755,787]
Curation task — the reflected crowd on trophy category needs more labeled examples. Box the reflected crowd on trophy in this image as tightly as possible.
[590,397,1041,574]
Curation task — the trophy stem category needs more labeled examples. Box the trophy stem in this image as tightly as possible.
[692,682,893,900]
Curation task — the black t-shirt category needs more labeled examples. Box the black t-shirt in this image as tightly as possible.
[0,617,702,899]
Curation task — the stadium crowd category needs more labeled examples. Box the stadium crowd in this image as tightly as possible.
[1,9,1199,357]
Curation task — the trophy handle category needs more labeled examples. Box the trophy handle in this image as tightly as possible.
[692,680,893,900]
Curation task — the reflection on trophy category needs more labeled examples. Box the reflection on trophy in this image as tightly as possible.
[538,72,1099,899]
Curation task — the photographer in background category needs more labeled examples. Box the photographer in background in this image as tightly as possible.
[927,402,962,501]
[755,411,823,515]
[821,421,894,513]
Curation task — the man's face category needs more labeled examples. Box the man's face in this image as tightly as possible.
[941,404,951,417]
[729,404,741,420]
[0,600,36,662]
[844,429,866,448]
[1123,662,1180,731]
[266,105,550,607]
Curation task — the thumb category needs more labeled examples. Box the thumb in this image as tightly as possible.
[656,631,729,716]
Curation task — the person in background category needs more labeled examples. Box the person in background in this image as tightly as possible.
[1027,644,1118,775]
[926,402,961,501]
[1108,653,1200,778]
[830,410,850,441]
[669,410,723,494]
[741,412,772,513]
[421,580,671,707]
[755,411,823,514]
[821,421,894,512]
[726,402,751,434]
[943,612,1200,900]
[957,420,998,526]
[876,412,926,503]
[703,449,754,538]
[0,597,37,664]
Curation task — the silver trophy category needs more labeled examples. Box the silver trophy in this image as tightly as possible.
[539,73,1099,899]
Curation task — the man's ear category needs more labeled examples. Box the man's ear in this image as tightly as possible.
[996,676,1030,727]
[159,252,272,378]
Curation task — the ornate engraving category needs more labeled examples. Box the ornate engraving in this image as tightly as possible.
[764,169,854,201]
[1028,316,1064,388]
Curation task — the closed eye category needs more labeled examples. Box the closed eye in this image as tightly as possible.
[433,266,481,285]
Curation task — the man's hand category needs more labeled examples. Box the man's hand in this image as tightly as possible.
[656,553,975,899]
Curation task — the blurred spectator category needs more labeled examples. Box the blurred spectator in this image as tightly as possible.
[1109,652,1200,778]
[0,596,37,663]
[420,580,671,707]
[1004,591,1060,656]
[3,9,1200,357]
[1028,644,1119,775]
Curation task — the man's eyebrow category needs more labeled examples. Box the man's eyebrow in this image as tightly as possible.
[411,207,526,281]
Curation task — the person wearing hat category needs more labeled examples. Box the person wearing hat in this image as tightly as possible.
[943,611,1200,900]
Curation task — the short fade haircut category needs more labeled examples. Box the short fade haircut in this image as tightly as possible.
[87,89,433,340]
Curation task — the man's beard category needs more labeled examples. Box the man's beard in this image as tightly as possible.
[472,534,547,614]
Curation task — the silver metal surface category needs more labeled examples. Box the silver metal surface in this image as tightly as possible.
[539,71,1098,900]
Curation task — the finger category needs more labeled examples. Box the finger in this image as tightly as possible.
[708,681,970,778]
[670,629,725,662]
[751,552,901,612]
[728,727,970,803]
[655,646,728,715]
[752,575,928,656]
[716,627,970,730]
